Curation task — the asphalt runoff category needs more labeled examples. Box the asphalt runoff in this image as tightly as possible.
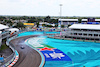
[10,35,43,67]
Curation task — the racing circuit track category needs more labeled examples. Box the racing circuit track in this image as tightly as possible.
[10,35,44,67]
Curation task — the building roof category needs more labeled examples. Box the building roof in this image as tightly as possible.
[59,19,78,21]
[0,24,9,30]
[69,24,100,30]
[0,31,2,34]
[82,19,87,21]
[6,28,19,32]
[23,23,34,26]
[82,19,100,21]
[95,19,100,21]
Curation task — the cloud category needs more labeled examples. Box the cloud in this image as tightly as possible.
[0,0,100,16]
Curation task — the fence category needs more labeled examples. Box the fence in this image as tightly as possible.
[0,29,33,66]
[0,32,19,67]
[47,33,100,43]
[0,28,69,67]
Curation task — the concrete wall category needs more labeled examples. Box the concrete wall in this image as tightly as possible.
[0,31,2,47]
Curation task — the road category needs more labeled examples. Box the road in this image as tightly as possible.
[10,35,44,67]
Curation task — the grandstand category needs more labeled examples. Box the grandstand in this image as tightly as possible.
[81,18,100,24]
[58,19,78,27]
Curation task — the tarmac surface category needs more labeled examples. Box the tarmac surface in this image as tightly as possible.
[0,39,13,58]
[10,35,43,67]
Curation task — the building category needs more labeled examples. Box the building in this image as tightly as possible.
[5,28,19,33]
[58,19,78,26]
[0,24,19,39]
[23,23,35,29]
[20,20,28,23]
[0,24,8,47]
[81,19,88,23]
[64,24,100,40]
[39,22,55,28]
[11,20,28,23]
[81,18,100,24]
[0,24,9,31]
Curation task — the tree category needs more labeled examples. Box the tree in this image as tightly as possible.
[0,16,6,21]
[52,19,58,23]
[36,18,43,22]
[20,16,29,20]
[42,24,46,27]
[7,20,13,25]
[3,20,13,26]
[55,24,58,27]
[44,16,51,22]
[28,19,36,23]
[36,22,39,28]
[78,19,81,23]
[67,24,71,28]
[61,25,64,28]
[14,22,25,29]
[28,17,36,23]
[47,25,53,27]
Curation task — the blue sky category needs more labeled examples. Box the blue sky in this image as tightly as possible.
[0,0,100,16]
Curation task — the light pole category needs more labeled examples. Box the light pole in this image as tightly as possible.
[60,4,62,19]
[58,4,62,29]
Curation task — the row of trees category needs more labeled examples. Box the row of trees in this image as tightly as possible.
[1,16,100,24]
[1,15,100,28]
[0,19,25,29]
[0,16,53,29]
[0,16,58,23]
[0,16,58,29]
[28,16,58,24]
[1,16,100,20]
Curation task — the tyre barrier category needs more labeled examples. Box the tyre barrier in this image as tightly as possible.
[0,51,19,67]
[7,51,19,67]
[0,33,20,67]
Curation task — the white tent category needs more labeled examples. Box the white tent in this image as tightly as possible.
[6,28,19,33]
[69,24,100,30]
[0,24,9,30]
[0,31,2,34]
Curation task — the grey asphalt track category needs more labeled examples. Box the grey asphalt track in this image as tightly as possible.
[10,35,44,67]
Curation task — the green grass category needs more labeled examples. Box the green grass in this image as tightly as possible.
[38,44,54,48]
[0,44,8,51]
[45,45,54,48]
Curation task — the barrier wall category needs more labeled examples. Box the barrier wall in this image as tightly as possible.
[3,29,45,67]
[0,29,66,67]
[47,34,100,43]
[0,34,19,67]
